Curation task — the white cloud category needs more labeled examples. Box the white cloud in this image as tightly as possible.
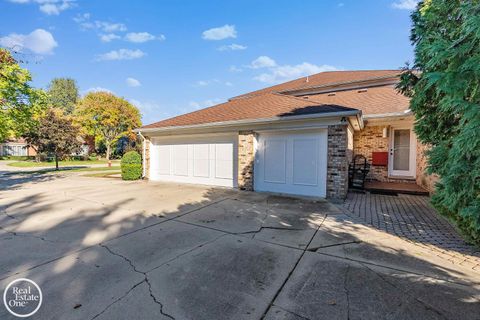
[249,56,277,69]
[217,43,247,51]
[194,79,232,87]
[254,62,338,84]
[73,12,90,23]
[39,1,74,15]
[96,49,146,61]
[96,21,127,33]
[195,80,209,87]
[73,13,127,33]
[129,98,170,123]
[84,87,114,95]
[126,77,141,87]
[392,0,419,10]
[0,29,57,54]
[8,0,75,15]
[188,98,222,111]
[229,65,243,73]
[124,32,165,43]
[99,33,121,42]
[202,24,237,40]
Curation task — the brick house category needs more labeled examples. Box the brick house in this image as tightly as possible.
[0,138,37,157]
[136,70,436,199]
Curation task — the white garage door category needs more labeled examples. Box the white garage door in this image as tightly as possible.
[150,135,237,187]
[254,130,328,197]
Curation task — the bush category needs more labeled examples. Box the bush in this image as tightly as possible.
[121,151,142,180]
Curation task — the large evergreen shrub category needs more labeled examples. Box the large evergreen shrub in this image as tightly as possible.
[398,0,480,246]
[121,151,142,180]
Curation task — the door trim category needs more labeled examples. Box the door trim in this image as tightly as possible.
[388,126,416,178]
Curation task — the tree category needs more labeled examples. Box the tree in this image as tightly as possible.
[0,48,47,141]
[25,109,82,170]
[76,92,142,160]
[47,78,79,114]
[398,0,480,245]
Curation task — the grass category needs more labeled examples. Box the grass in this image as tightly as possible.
[7,159,119,168]
[4,166,121,175]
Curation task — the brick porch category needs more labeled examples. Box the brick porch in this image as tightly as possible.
[343,192,480,269]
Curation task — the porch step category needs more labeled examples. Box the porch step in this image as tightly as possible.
[364,181,430,196]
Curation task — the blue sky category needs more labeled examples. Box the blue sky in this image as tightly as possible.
[0,0,418,125]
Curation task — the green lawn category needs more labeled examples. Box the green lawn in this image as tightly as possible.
[4,166,121,175]
[7,159,119,167]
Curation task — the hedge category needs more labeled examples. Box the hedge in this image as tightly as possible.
[121,151,142,180]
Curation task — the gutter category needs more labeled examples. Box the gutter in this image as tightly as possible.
[134,110,361,133]
[137,131,146,178]
[364,110,412,119]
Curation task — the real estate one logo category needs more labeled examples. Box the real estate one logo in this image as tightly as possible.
[3,278,42,318]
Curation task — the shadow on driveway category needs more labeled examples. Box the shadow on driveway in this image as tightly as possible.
[0,176,478,319]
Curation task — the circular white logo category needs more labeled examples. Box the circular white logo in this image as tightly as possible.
[3,278,42,318]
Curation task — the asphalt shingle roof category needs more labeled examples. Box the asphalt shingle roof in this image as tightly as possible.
[141,70,408,129]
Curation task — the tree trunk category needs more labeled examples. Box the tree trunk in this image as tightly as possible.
[106,143,111,161]
[55,154,59,170]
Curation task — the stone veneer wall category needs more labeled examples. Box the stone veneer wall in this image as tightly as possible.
[416,142,439,193]
[353,125,389,182]
[237,131,256,191]
[327,125,349,199]
[144,137,151,179]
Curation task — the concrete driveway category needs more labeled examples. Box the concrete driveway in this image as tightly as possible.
[0,173,479,319]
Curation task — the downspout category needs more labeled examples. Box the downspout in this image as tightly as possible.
[137,131,146,178]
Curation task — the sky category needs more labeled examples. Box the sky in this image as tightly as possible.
[0,0,418,125]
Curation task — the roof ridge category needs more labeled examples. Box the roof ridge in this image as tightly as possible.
[279,74,401,94]
[270,92,323,105]
[230,69,402,100]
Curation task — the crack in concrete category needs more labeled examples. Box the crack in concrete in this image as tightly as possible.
[0,197,233,281]
[343,264,351,320]
[306,240,362,252]
[237,226,305,236]
[0,225,61,243]
[360,262,449,320]
[90,279,145,320]
[100,244,176,320]
[314,251,478,287]
[273,305,312,320]
[260,215,327,320]
[1,210,20,221]
[146,233,227,273]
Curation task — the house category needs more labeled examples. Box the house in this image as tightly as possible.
[0,138,36,157]
[136,70,436,199]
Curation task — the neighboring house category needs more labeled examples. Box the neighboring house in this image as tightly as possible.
[0,138,36,157]
[136,70,436,199]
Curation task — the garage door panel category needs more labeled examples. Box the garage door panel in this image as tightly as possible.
[151,136,236,188]
[293,139,318,186]
[173,145,189,176]
[193,144,209,178]
[215,144,233,179]
[157,145,171,175]
[255,131,327,197]
[264,139,287,184]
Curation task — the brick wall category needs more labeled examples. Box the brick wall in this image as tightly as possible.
[353,125,389,181]
[238,131,256,191]
[327,125,349,199]
[144,137,151,179]
[416,142,439,193]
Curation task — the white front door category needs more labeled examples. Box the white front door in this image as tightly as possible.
[389,127,416,177]
[254,130,328,197]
